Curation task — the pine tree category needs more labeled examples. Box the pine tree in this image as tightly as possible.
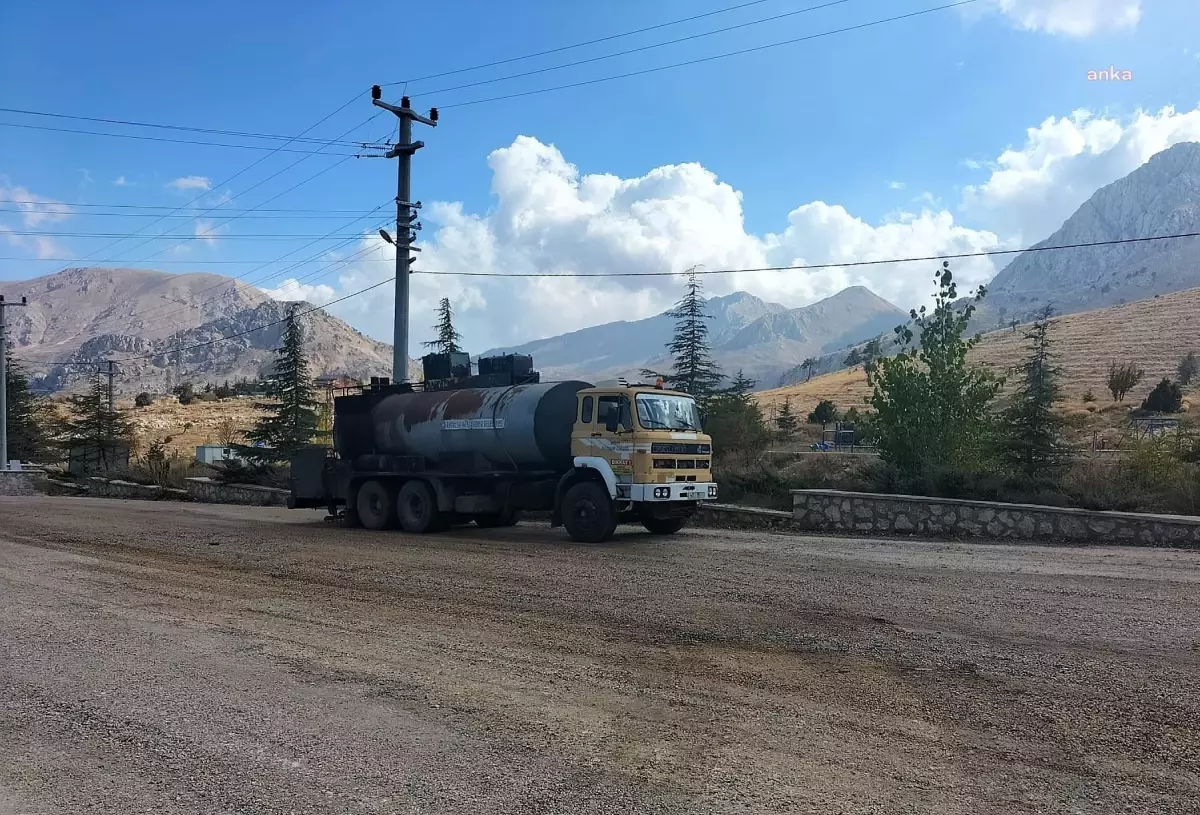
[650,271,723,398]
[704,369,767,452]
[423,297,463,354]
[60,372,134,471]
[1177,352,1198,387]
[800,358,817,382]
[1003,307,1067,480]
[4,342,52,463]
[775,398,798,436]
[243,311,324,462]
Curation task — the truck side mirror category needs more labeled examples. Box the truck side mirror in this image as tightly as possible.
[605,413,620,433]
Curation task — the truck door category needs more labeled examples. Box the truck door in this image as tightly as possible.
[593,394,634,484]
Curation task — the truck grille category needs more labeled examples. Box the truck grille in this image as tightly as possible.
[651,442,711,455]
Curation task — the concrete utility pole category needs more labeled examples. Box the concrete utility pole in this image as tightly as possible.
[370,85,438,382]
[0,293,29,470]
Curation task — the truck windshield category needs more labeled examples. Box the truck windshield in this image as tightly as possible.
[635,394,701,431]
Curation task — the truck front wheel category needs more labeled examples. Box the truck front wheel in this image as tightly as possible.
[356,480,396,531]
[562,481,618,543]
[642,517,688,535]
[397,479,444,534]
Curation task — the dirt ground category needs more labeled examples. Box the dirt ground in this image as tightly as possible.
[2,497,1199,814]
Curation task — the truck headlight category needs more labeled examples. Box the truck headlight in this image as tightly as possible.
[654,487,670,499]
[708,485,717,497]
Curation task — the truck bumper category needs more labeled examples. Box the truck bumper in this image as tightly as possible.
[629,482,717,502]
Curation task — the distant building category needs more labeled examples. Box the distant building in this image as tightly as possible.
[195,444,245,465]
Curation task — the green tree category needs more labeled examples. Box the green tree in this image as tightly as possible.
[134,391,153,408]
[807,399,839,425]
[861,338,884,371]
[704,369,767,452]
[423,297,463,354]
[3,343,53,463]
[1106,361,1144,402]
[173,381,195,405]
[843,348,863,367]
[865,262,1002,478]
[242,311,324,462]
[1141,378,1183,413]
[647,271,723,398]
[1002,307,1068,480]
[799,357,818,382]
[775,397,798,436]
[59,372,134,471]
[1177,352,1198,386]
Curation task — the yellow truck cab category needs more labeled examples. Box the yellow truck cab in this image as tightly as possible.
[552,381,718,542]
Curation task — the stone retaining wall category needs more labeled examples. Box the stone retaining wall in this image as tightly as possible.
[792,489,1200,546]
[0,470,46,496]
[184,477,290,507]
[87,478,187,501]
[693,503,797,531]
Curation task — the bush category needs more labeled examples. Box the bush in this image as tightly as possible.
[1107,362,1144,402]
[173,382,196,405]
[1178,352,1198,386]
[210,458,288,489]
[134,392,153,408]
[806,400,838,425]
[1082,389,1096,403]
[213,382,236,400]
[1141,378,1183,414]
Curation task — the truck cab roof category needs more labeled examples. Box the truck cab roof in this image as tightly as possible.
[577,384,695,398]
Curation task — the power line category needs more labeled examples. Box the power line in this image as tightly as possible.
[0,107,366,147]
[0,121,359,155]
[405,230,1200,277]
[0,256,392,264]
[70,93,374,267]
[0,200,384,215]
[381,0,782,87]
[0,207,381,219]
[8,229,395,240]
[439,0,980,109]
[414,0,857,100]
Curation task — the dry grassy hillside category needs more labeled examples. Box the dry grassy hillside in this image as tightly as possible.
[757,288,1200,425]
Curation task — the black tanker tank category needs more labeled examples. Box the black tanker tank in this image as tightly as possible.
[339,381,592,472]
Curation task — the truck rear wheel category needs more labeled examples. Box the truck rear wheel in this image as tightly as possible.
[562,481,618,543]
[356,480,396,531]
[397,479,444,534]
[642,517,688,535]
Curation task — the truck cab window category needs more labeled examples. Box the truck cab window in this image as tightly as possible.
[581,396,594,424]
[597,395,631,431]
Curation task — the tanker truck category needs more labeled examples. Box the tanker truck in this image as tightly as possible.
[289,353,718,543]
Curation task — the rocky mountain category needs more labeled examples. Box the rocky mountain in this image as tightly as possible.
[1,267,414,395]
[485,287,905,387]
[983,140,1200,322]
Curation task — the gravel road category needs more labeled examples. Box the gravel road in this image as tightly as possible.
[2,496,1199,814]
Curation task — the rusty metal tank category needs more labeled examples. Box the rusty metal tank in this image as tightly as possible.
[341,381,591,472]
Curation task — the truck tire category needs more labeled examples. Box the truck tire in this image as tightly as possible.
[475,509,521,528]
[397,479,444,534]
[642,517,687,535]
[562,481,618,543]
[356,479,396,531]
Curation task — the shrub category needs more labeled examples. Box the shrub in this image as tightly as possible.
[1106,362,1144,402]
[173,382,196,405]
[1178,352,1198,386]
[134,392,153,408]
[806,400,838,425]
[1141,378,1183,414]
[1082,389,1096,403]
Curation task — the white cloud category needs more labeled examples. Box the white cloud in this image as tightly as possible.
[193,219,228,244]
[268,137,999,352]
[264,279,337,304]
[167,175,212,192]
[962,105,1200,244]
[888,180,907,190]
[0,180,73,259]
[114,175,132,187]
[974,0,1141,37]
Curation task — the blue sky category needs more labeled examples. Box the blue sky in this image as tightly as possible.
[2,0,1199,350]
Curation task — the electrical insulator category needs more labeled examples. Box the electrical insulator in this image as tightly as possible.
[401,96,411,108]
[430,107,439,123]
[371,85,382,101]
